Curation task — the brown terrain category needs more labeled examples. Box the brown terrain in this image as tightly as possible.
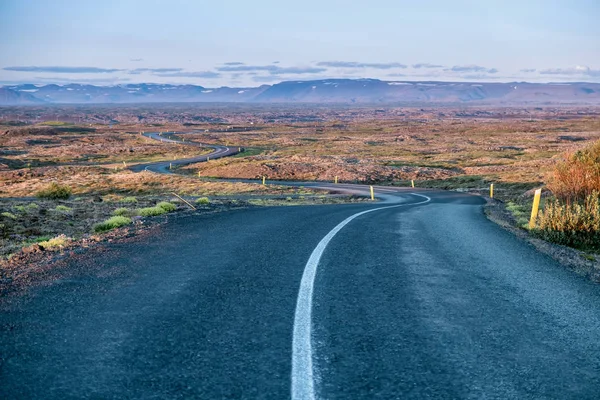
[1,104,599,282]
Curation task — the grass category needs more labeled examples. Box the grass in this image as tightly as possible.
[121,196,138,203]
[533,193,600,251]
[54,205,72,212]
[36,182,72,200]
[137,206,168,217]
[93,216,132,233]
[506,201,530,228]
[112,207,131,217]
[195,197,210,205]
[1,212,17,220]
[157,201,177,212]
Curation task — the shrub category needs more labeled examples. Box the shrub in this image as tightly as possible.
[195,197,210,205]
[38,234,71,249]
[548,140,600,204]
[121,196,138,204]
[36,182,72,200]
[54,205,72,212]
[137,206,168,217]
[93,216,132,233]
[534,193,600,250]
[26,203,39,210]
[157,201,177,212]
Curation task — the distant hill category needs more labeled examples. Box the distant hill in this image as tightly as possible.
[0,87,44,105]
[2,80,599,105]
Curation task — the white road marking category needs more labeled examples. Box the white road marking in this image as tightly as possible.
[291,193,431,400]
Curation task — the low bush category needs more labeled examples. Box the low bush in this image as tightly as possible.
[54,205,72,212]
[157,201,177,212]
[195,197,210,205]
[36,182,72,200]
[121,196,138,204]
[534,193,600,250]
[137,206,168,217]
[38,234,71,249]
[93,216,132,233]
[549,140,600,204]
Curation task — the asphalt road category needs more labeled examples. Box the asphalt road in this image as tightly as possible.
[2,133,600,398]
[128,132,240,174]
[2,187,600,399]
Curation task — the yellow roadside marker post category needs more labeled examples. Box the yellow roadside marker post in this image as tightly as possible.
[198,171,201,177]
[334,176,338,184]
[490,183,494,198]
[411,179,415,188]
[529,189,542,229]
[370,185,375,201]
[262,176,266,185]
[170,163,172,170]
[123,161,127,168]
[239,147,241,152]
[207,156,210,161]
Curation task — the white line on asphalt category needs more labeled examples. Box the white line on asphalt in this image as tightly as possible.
[291,193,431,400]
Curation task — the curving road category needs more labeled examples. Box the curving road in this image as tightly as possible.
[2,134,600,399]
[128,132,240,174]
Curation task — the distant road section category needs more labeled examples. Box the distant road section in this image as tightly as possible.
[128,132,239,174]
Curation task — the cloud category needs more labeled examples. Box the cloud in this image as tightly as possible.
[153,71,221,78]
[520,68,536,73]
[448,65,498,74]
[223,62,245,66]
[33,76,132,84]
[3,66,123,73]
[217,65,326,75]
[539,66,600,77]
[412,63,444,69]
[128,68,184,75]
[316,61,407,69]
[387,73,406,77]
[130,58,144,62]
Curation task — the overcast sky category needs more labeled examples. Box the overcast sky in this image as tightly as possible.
[1,0,599,86]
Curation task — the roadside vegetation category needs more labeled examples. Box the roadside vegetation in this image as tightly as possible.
[532,140,600,251]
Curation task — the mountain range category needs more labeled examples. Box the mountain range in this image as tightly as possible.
[1,79,599,105]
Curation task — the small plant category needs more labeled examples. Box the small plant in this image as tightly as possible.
[137,206,168,217]
[38,234,71,250]
[112,207,131,216]
[1,212,17,220]
[36,182,72,200]
[15,205,26,212]
[26,203,39,210]
[157,201,177,212]
[93,216,132,233]
[54,205,72,212]
[195,197,210,205]
[121,196,138,204]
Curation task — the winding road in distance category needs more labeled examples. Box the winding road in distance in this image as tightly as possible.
[128,131,240,174]
[2,132,600,399]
